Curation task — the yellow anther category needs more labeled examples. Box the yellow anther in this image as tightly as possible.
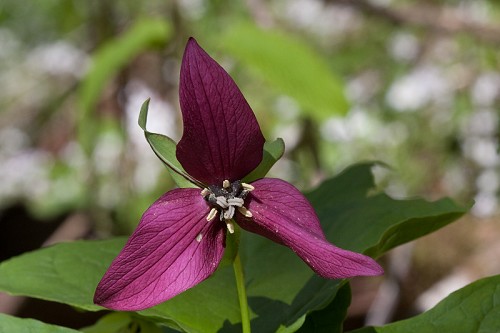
[222,179,230,188]
[200,188,210,197]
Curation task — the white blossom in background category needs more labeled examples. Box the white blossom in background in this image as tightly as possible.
[462,137,499,168]
[93,131,124,176]
[457,0,490,23]
[278,0,361,39]
[347,70,381,104]
[26,41,89,78]
[388,31,420,63]
[462,109,498,137]
[274,95,300,121]
[460,107,499,217]
[272,96,301,151]
[125,80,178,193]
[321,108,408,146]
[386,66,452,111]
[471,72,500,107]
[0,128,52,206]
[177,0,206,20]
[0,28,21,60]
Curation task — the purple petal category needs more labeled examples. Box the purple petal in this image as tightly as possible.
[176,38,265,185]
[94,188,225,310]
[236,178,383,278]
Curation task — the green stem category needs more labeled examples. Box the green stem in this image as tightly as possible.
[233,252,251,333]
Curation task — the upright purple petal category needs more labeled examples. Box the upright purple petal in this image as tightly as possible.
[236,178,383,278]
[176,38,265,185]
[94,188,225,311]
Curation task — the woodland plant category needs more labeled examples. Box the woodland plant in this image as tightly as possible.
[0,36,496,333]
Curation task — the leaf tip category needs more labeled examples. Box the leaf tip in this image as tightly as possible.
[138,98,151,130]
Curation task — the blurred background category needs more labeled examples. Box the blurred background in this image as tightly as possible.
[0,0,499,330]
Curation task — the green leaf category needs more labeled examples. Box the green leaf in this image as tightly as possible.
[138,99,198,188]
[0,238,127,311]
[81,313,131,333]
[221,22,349,120]
[78,19,171,153]
[306,163,469,257]
[297,282,351,333]
[244,138,285,182]
[81,313,163,333]
[0,313,79,333]
[348,274,500,333]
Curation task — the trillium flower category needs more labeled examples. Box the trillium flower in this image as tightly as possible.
[94,38,383,311]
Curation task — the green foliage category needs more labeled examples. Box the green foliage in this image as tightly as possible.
[297,283,352,333]
[81,313,163,333]
[244,138,285,182]
[138,98,198,188]
[349,274,500,333]
[0,163,466,332]
[78,19,171,153]
[0,313,79,333]
[221,22,349,120]
[307,163,469,257]
[0,238,126,311]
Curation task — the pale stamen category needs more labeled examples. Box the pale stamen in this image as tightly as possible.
[241,183,254,191]
[206,208,218,221]
[237,206,253,218]
[226,221,235,234]
[223,180,230,188]
[200,188,210,197]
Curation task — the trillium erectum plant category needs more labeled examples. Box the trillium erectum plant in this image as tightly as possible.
[94,38,383,327]
[0,30,490,333]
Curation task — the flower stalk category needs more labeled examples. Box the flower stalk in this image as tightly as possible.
[233,251,251,333]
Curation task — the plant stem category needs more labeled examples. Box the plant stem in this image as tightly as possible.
[233,252,251,333]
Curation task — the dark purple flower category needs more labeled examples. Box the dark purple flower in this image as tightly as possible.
[94,38,383,311]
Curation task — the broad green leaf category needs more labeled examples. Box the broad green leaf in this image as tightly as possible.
[0,313,78,333]
[78,19,171,153]
[0,163,467,333]
[244,138,285,182]
[81,313,163,333]
[306,163,469,257]
[221,22,349,120]
[297,283,351,333]
[81,313,131,333]
[0,238,127,311]
[138,99,198,188]
[348,274,500,333]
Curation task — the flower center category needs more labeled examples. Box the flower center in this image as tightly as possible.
[201,180,254,234]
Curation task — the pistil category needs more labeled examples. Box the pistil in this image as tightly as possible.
[201,179,254,233]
